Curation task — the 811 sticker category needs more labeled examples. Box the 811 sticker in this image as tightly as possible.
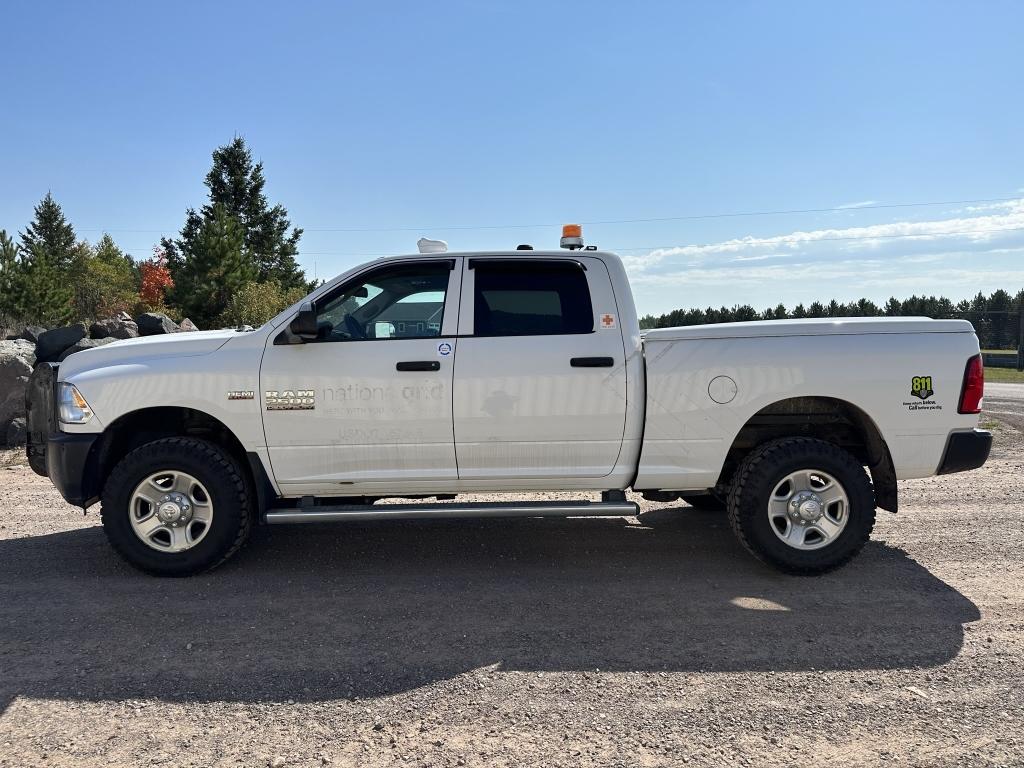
[904,375,941,412]
[910,375,934,400]
[437,341,453,356]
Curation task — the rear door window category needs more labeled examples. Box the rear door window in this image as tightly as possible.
[472,261,594,336]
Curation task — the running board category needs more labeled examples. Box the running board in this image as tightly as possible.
[263,499,639,524]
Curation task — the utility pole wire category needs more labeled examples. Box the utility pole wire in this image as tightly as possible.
[111,221,1024,262]
[73,195,1022,234]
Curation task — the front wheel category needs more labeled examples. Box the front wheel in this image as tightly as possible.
[101,437,253,576]
[727,437,876,575]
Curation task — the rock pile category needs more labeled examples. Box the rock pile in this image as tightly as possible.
[0,313,199,446]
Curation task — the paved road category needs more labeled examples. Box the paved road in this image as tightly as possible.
[985,382,1024,430]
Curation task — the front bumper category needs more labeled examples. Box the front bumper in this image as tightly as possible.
[936,429,992,475]
[46,432,101,508]
[25,362,103,507]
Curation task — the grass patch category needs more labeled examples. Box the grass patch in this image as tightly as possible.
[985,367,1024,383]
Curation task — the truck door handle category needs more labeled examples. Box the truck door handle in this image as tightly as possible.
[570,357,614,368]
[396,360,441,372]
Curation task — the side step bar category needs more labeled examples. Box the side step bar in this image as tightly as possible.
[264,499,639,525]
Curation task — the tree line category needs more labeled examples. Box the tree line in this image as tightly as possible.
[0,137,313,332]
[639,291,1024,350]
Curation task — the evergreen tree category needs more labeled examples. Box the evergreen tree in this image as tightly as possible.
[0,230,22,320]
[20,192,77,271]
[4,243,74,326]
[162,137,308,294]
[987,289,1012,349]
[168,205,256,326]
[854,298,879,316]
[733,304,758,321]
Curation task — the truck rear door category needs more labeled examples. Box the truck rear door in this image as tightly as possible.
[452,256,627,480]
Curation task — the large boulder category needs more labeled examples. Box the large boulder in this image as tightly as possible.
[36,323,87,363]
[6,416,27,447]
[0,339,35,446]
[15,325,47,344]
[136,312,179,336]
[178,318,199,332]
[90,317,139,340]
[57,337,116,362]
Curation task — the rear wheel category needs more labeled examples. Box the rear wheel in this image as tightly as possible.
[101,437,252,576]
[727,437,875,575]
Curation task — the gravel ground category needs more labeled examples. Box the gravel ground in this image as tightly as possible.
[0,421,1021,768]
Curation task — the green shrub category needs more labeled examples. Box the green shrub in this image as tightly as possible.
[216,280,307,328]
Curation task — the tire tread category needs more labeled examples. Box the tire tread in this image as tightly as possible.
[727,437,876,575]
[101,437,251,575]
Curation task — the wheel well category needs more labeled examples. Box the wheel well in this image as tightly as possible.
[94,407,256,503]
[716,397,898,512]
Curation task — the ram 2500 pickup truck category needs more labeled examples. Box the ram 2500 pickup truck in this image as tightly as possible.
[26,233,991,576]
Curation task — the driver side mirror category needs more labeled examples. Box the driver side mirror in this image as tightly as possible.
[289,301,318,340]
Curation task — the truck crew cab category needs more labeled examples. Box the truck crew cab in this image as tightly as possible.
[26,226,991,576]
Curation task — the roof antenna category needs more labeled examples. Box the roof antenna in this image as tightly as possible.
[417,237,448,254]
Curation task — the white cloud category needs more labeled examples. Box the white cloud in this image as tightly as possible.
[624,198,1024,274]
[624,199,1024,314]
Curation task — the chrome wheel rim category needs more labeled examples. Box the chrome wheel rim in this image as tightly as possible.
[129,470,213,552]
[767,469,849,551]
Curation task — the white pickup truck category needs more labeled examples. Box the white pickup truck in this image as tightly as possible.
[26,233,991,576]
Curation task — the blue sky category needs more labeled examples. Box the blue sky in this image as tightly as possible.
[2,0,1022,315]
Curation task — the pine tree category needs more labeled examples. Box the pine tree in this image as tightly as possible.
[5,244,74,326]
[0,230,22,321]
[987,289,1012,349]
[20,192,77,271]
[168,205,256,326]
[162,137,308,295]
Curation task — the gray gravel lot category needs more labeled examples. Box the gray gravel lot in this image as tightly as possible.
[0,420,1021,767]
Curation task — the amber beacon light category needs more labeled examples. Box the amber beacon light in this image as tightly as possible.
[560,223,584,250]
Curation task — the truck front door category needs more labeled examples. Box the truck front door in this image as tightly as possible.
[452,257,628,480]
[260,259,461,495]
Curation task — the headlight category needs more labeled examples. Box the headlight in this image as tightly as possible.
[58,383,94,425]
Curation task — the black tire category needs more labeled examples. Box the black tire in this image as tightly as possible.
[679,493,727,511]
[727,437,875,575]
[101,437,253,576]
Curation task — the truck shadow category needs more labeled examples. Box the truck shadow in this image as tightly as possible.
[0,507,979,712]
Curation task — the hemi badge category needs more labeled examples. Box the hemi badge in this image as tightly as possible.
[228,390,255,400]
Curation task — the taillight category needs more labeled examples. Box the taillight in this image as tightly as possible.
[958,354,984,414]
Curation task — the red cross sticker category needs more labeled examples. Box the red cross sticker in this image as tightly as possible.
[600,313,616,329]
